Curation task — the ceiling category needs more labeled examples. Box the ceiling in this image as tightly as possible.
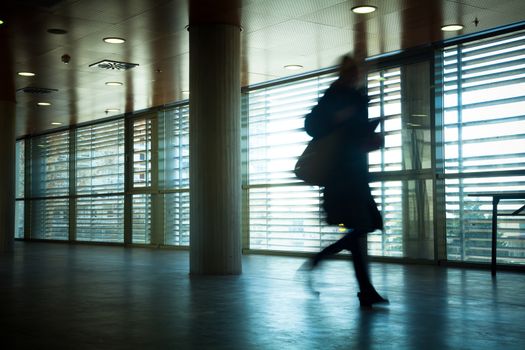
[1,0,524,137]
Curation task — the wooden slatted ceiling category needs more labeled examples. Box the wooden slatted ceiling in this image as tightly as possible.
[0,0,523,137]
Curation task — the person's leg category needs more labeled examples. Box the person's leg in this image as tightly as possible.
[346,229,373,292]
[347,229,388,306]
[311,234,352,267]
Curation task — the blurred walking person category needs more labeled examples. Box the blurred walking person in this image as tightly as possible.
[303,55,388,307]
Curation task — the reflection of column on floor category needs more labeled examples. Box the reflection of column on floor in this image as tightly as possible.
[0,24,16,253]
[189,0,242,275]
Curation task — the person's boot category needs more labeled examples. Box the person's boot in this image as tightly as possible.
[357,290,389,307]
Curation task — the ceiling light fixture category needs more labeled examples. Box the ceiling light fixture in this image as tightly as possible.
[0,19,4,25]
[103,37,126,44]
[284,64,303,70]
[441,24,464,31]
[351,5,377,14]
[105,108,120,113]
[37,102,51,106]
[18,72,36,77]
[105,81,123,86]
[51,122,62,125]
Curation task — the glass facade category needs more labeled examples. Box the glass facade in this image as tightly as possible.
[13,28,525,266]
[442,29,525,264]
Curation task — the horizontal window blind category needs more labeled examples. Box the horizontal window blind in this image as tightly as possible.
[160,105,190,246]
[30,198,69,240]
[15,140,25,238]
[133,119,152,188]
[132,194,151,244]
[446,176,525,264]
[31,131,69,197]
[369,181,403,257]
[247,73,348,252]
[246,69,410,256]
[30,132,69,240]
[443,29,525,264]
[164,192,190,246]
[159,105,190,190]
[368,68,403,172]
[443,30,525,174]
[76,120,125,194]
[76,120,125,242]
[15,140,24,198]
[76,196,124,243]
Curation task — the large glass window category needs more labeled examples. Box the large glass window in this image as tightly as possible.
[245,61,434,259]
[442,29,525,264]
[159,105,190,246]
[245,74,340,252]
[30,131,69,240]
[15,140,25,239]
[76,120,125,242]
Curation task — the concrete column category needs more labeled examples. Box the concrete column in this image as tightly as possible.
[189,24,241,274]
[0,25,16,253]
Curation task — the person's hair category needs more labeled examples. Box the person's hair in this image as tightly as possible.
[339,55,357,74]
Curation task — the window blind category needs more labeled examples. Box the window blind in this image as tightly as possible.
[76,120,125,194]
[159,105,190,246]
[367,68,405,256]
[132,119,153,188]
[76,120,125,242]
[246,73,345,252]
[443,29,525,264]
[15,140,24,238]
[30,131,69,239]
[76,196,124,243]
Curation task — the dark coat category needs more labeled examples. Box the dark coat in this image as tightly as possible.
[304,81,383,231]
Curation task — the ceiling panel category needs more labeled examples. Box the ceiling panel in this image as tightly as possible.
[0,0,523,137]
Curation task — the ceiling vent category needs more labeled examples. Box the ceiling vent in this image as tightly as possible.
[89,59,139,71]
[17,87,58,94]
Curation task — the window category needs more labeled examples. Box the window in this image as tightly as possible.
[442,29,525,264]
[76,120,125,242]
[159,105,190,245]
[30,131,69,240]
[246,61,434,258]
[15,140,25,238]
[246,73,345,252]
[132,119,153,188]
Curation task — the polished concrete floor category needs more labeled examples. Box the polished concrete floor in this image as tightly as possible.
[1,242,524,350]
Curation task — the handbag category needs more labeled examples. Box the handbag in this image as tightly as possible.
[294,127,347,186]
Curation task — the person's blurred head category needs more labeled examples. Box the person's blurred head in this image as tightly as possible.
[338,55,363,87]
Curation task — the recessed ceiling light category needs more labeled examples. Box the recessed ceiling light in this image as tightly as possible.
[441,24,464,31]
[103,37,126,44]
[105,81,123,86]
[37,102,51,106]
[51,122,62,126]
[18,72,36,77]
[351,5,377,14]
[0,19,4,25]
[105,108,120,113]
[284,64,303,70]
